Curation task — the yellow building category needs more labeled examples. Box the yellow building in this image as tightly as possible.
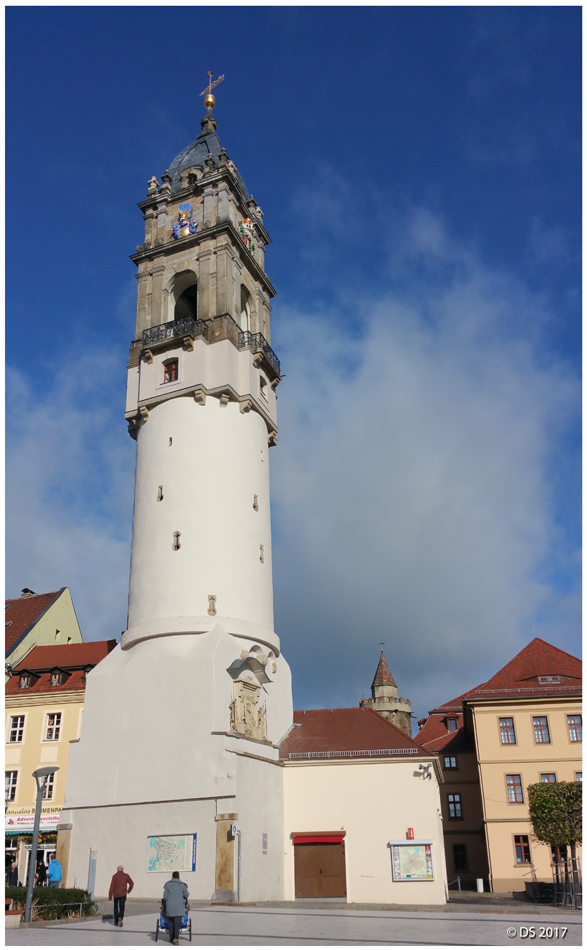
[5,640,116,885]
[418,638,581,894]
[5,588,83,680]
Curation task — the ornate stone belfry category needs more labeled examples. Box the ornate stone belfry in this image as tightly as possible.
[59,80,293,905]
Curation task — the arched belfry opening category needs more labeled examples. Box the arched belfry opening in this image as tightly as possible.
[171,271,198,322]
[240,285,251,333]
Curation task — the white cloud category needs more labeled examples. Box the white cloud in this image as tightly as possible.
[271,209,580,716]
[5,351,135,642]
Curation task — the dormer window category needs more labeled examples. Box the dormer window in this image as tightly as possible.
[538,675,561,684]
[50,671,63,687]
[446,718,458,732]
[163,359,178,384]
[18,673,30,689]
[187,173,198,186]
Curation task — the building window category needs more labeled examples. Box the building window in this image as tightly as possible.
[575,773,582,782]
[444,756,457,769]
[453,844,468,871]
[506,774,524,803]
[9,716,25,743]
[541,773,557,783]
[45,712,61,741]
[260,376,268,400]
[41,773,55,800]
[5,771,18,803]
[446,718,458,732]
[533,716,551,743]
[538,675,560,684]
[567,715,582,742]
[447,793,462,819]
[163,359,178,383]
[514,834,531,865]
[50,671,62,687]
[18,673,30,689]
[499,717,516,744]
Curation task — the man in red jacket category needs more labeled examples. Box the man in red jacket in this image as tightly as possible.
[108,865,134,927]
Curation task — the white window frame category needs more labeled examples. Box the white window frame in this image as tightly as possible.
[5,770,18,803]
[8,715,25,743]
[41,772,56,801]
[44,711,62,742]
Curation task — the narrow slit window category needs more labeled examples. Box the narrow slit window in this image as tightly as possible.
[259,544,265,563]
[172,531,181,551]
[253,495,259,511]
[157,486,164,502]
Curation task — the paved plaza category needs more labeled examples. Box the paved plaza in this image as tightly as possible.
[6,904,582,946]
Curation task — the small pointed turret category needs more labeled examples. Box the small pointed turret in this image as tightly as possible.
[360,650,412,737]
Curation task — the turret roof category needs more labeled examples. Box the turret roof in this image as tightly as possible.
[371,651,397,689]
[168,112,250,199]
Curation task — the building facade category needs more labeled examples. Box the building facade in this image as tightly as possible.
[5,588,83,680]
[5,640,116,884]
[418,638,582,893]
[281,706,448,904]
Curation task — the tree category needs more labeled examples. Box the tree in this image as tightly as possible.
[528,781,582,899]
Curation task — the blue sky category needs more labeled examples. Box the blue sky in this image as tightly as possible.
[6,7,581,719]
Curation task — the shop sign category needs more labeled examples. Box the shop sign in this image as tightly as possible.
[5,810,60,832]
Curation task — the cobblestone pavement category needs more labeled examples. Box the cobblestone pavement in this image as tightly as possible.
[6,905,581,946]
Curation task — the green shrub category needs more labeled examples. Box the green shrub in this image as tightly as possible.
[5,886,98,920]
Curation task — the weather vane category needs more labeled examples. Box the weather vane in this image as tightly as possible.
[200,71,225,110]
[379,641,385,649]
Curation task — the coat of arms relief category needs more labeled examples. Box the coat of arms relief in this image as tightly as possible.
[227,648,276,743]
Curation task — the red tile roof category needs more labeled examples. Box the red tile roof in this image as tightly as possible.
[371,651,397,689]
[463,638,581,700]
[6,640,117,696]
[5,590,63,655]
[280,707,426,761]
[416,638,581,748]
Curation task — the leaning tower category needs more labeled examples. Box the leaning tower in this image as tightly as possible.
[59,87,293,902]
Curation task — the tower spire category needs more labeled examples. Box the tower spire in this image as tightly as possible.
[359,648,412,737]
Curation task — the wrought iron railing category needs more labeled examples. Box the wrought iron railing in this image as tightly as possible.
[286,748,420,760]
[238,331,281,376]
[142,316,208,348]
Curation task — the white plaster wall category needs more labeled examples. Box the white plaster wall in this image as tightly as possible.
[62,797,217,900]
[65,627,292,809]
[233,755,286,902]
[126,396,275,641]
[133,339,277,424]
[283,760,448,905]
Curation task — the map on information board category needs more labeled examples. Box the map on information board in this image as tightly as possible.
[147,835,197,873]
[391,844,434,881]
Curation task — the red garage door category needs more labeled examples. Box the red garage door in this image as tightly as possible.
[293,836,347,898]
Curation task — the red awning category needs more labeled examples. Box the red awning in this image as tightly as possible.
[292,835,345,844]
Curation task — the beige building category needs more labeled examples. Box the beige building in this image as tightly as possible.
[5,588,83,680]
[5,640,116,885]
[281,689,448,905]
[418,638,582,893]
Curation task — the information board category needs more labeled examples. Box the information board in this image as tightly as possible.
[391,843,434,881]
[147,834,197,873]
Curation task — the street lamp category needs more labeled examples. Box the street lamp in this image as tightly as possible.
[24,766,60,924]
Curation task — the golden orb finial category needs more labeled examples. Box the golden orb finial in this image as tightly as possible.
[200,72,224,111]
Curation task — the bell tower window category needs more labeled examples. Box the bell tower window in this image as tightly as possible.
[163,360,178,384]
[240,286,252,333]
[175,284,198,321]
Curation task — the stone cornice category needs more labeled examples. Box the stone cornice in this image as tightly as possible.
[125,382,278,443]
[130,220,276,299]
[5,690,85,708]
